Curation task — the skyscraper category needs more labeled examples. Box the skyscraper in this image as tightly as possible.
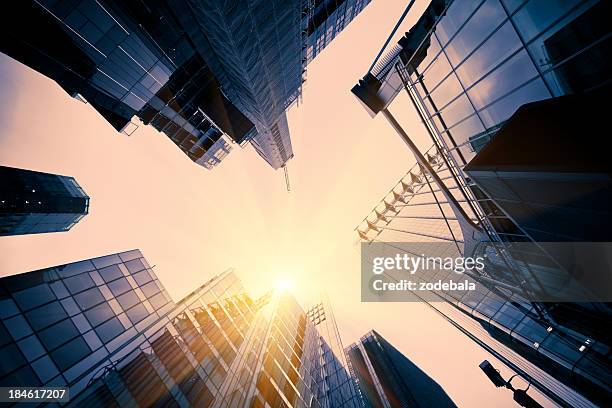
[352,0,611,406]
[0,165,89,236]
[0,0,373,170]
[345,330,457,408]
[0,249,361,407]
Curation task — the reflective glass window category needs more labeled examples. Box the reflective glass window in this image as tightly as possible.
[421,52,452,93]
[512,0,583,42]
[50,337,91,371]
[64,273,95,294]
[444,0,507,66]
[17,335,46,362]
[95,317,124,343]
[477,78,550,127]
[141,281,161,298]
[57,260,95,278]
[13,285,55,311]
[98,264,123,283]
[30,355,58,383]
[125,258,145,274]
[85,303,115,327]
[4,315,33,340]
[439,94,477,128]
[0,344,26,377]
[108,277,132,297]
[38,319,80,351]
[126,304,149,324]
[117,290,140,311]
[26,301,68,330]
[468,50,539,110]
[436,0,484,45]
[429,73,464,109]
[74,287,105,310]
[455,21,522,88]
[512,316,549,344]
[133,270,153,286]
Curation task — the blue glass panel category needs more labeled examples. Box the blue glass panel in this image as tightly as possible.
[436,0,483,45]
[4,315,33,340]
[13,285,55,311]
[98,264,123,283]
[444,0,507,67]
[108,277,132,297]
[513,0,583,42]
[85,303,115,327]
[74,287,105,310]
[38,319,79,351]
[25,301,68,330]
[64,273,95,294]
[17,335,46,362]
[468,50,539,110]
[95,317,124,343]
[455,21,522,88]
[50,337,91,371]
[478,78,549,127]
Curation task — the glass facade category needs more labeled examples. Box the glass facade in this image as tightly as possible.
[0,165,89,236]
[346,331,457,408]
[354,1,612,406]
[1,0,373,170]
[399,0,609,167]
[0,0,256,170]
[306,0,373,63]
[0,250,361,407]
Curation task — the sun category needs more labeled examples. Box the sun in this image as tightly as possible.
[275,277,294,292]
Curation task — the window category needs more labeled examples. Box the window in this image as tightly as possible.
[74,287,105,310]
[108,277,132,297]
[17,335,46,362]
[85,303,115,327]
[444,0,506,66]
[117,290,140,311]
[4,315,33,341]
[95,317,124,343]
[141,281,161,298]
[13,285,55,311]
[64,273,96,294]
[133,270,153,286]
[98,264,123,283]
[50,337,91,371]
[26,301,68,330]
[125,258,145,274]
[38,319,80,351]
[126,303,149,325]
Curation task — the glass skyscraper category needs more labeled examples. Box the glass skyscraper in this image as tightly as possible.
[0,165,89,236]
[0,0,256,170]
[353,0,611,407]
[0,0,373,171]
[0,249,362,407]
[345,330,457,408]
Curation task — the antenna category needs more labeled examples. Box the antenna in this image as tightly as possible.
[283,165,291,192]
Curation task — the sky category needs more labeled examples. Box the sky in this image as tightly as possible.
[0,1,553,407]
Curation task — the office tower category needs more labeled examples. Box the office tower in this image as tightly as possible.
[352,0,611,406]
[0,0,372,170]
[0,249,360,407]
[0,165,89,236]
[345,330,457,407]
[0,0,256,170]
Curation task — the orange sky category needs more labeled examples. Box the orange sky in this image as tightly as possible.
[0,1,554,406]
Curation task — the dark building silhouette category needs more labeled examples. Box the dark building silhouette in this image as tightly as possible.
[0,165,88,236]
[346,330,457,408]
